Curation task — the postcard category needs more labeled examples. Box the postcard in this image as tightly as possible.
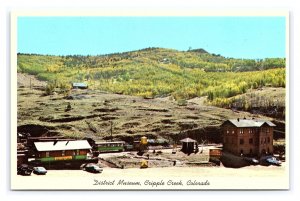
[11,10,289,190]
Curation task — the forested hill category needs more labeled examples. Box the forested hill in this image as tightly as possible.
[18,47,285,73]
[17,47,285,102]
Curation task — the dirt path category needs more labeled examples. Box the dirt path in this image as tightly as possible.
[17,73,47,88]
[98,158,118,168]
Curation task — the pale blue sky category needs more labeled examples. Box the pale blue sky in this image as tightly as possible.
[17,16,286,59]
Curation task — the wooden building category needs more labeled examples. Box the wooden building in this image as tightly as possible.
[17,151,28,166]
[221,118,276,156]
[180,138,198,154]
[33,140,92,163]
[72,82,88,89]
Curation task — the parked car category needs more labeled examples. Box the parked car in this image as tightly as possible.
[17,164,33,176]
[260,155,282,166]
[243,157,259,165]
[266,157,282,166]
[84,163,103,173]
[33,166,47,175]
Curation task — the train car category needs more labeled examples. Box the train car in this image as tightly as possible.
[94,141,125,153]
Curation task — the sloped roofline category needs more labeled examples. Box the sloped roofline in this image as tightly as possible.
[34,140,92,152]
[180,137,197,143]
[221,119,276,128]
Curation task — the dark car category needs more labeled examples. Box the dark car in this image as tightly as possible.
[17,164,33,176]
[33,167,47,175]
[243,157,259,165]
[84,163,103,173]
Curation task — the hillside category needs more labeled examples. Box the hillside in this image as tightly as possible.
[17,48,286,107]
[216,87,285,120]
[17,47,286,142]
[18,77,283,143]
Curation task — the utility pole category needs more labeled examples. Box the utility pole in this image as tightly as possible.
[110,121,113,142]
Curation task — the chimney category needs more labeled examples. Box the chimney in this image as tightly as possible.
[53,140,58,145]
[243,116,246,119]
[237,118,240,122]
[65,141,69,145]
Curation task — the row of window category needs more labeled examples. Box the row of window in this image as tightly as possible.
[226,128,270,134]
[240,147,270,155]
[97,143,124,147]
[239,137,271,145]
[44,150,81,157]
[260,137,271,145]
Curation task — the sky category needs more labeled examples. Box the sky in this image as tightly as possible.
[17,16,286,59]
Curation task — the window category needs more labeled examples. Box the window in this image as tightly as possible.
[264,138,267,144]
[76,150,79,155]
[240,129,244,134]
[226,130,229,134]
[267,137,270,143]
[266,128,270,133]
[249,138,253,144]
[232,130,235,134]
[240,139,244,145]
[240,149,244,156]
[250,149,253,154]
[46,152,49,157]
[62,150,65,156]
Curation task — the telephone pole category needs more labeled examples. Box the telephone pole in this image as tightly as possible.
[110,121,113,142]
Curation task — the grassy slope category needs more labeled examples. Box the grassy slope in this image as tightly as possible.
[18,85,278,142]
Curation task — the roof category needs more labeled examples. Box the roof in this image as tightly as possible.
[94,141,125,145]
[72,83,88,87]
[34,140,91,152]
[180,138,197,143]
[223,119,276,128]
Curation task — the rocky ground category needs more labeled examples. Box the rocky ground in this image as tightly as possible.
[97,147,215,169]
[17,73,284,144]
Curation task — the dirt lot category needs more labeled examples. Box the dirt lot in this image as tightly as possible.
[98,147,214,169]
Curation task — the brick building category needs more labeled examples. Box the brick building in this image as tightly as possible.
[221,118,276,156]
